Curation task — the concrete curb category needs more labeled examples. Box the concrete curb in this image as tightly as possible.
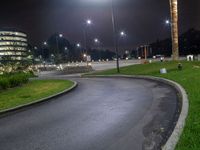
[84,75,189,150]
[0,80,78,116]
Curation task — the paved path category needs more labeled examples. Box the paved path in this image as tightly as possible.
[0,77,179,150]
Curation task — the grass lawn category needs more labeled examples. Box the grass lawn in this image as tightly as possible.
[92,61,200,150]
[0,80,74,112]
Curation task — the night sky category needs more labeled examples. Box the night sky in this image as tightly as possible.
[0,0,199,50]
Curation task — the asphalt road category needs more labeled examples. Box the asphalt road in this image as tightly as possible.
[0,78,179,150]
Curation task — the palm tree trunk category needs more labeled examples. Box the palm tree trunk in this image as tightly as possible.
[170,0,179,60]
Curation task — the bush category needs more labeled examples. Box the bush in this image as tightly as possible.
[0,73,30,90]
[0,78,10,90]
[9,74,29,88]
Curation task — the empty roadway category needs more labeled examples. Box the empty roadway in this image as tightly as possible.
[0,77,179,150]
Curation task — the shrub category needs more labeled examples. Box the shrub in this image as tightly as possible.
[0,73,30,90]
[9,74,28,88]
[0,78,10,90]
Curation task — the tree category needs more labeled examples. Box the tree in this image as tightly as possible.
[170,0,179,60]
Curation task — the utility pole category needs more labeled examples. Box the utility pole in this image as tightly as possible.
[111,0,120,73]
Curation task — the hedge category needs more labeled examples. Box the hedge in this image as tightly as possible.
[0,73,31,90]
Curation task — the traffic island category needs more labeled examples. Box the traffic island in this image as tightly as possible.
[0,79,77,115]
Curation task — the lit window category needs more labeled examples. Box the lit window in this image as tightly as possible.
[0,46,27,51]
[0,36,27,42]
[0,31,27,37]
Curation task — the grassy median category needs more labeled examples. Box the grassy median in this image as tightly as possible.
[92,61,200,150]
[0,80,74,112]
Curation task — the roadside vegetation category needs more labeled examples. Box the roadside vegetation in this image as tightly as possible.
[92,60,200,150]
[0,79,74,112]
[0,72,34,90]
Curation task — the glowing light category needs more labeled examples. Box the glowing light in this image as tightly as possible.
[165,20,170,24]
[59,34,63,38]
[77,43,81,47]
[94,38,99,43]
[120,31,126,37]
[86,19,92,25]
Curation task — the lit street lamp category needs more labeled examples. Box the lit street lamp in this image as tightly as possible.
[59,34,63,38]
[42,41,48,61]
[119,31,127,59]
[43,42,47,46]
[76,43,81,48]
[86,19,92,25]
[120,31,126,37]
[94,38,102,60]
[77,43,82,55]
[83,19,92,66]
[56,33,63,53]
[94,38,99,43]
[165,19,170,25]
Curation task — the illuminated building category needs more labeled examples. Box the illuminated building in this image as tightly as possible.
[0,28,29,61]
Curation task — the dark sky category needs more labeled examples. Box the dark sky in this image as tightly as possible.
[0,0,199,50]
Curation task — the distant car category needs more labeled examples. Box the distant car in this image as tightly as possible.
[156,55,164,58]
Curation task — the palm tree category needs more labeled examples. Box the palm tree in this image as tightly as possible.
[169,0,179,60]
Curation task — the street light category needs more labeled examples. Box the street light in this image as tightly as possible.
[86,19,92,25]
[110,0,120,73]
[42,42,48,61]
[84,19,92,66]
[56,33,63,53]
[43,42,47,45]
[76,43,81,48]
[165,20,170,25]
[59,34,63,38]
[120,31,126,37]
[94,38,99,43]
[119,31,127,60]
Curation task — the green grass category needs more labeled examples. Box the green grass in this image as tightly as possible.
[93,61,200,150]
[0,80,74,111]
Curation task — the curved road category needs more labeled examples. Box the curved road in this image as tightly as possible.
[0,78,179,150]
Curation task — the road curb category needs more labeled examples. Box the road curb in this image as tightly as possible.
[0,80,78,116]
[84,75,189,150]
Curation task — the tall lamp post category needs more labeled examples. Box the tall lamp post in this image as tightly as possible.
[111,0,120,73]
[56,34,63,53]
[83,19,92,66]
[169,0,179,60]
[119,31,127,59]
[42,41,48,67]
[94,38,100,50]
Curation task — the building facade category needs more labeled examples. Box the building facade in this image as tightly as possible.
[0,28,29,62]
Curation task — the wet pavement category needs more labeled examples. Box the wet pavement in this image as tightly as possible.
[0,77,179,150]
